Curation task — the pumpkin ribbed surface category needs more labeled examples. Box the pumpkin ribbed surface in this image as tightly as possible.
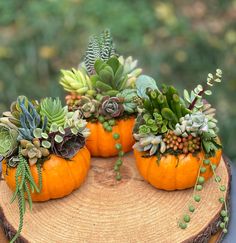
[86,117,135,157]
[134,149,222,191]
[2,147,90,201]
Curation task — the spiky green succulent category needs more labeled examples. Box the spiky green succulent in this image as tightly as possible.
[116,89,138,114]
[14,96,45,141]
[137,85,191,131]
[59,68,96,96]
[0,124,18,157]
[84,29,117,75]
[40,97,66,132]
[90,57,130,96]
[0,96,40,131]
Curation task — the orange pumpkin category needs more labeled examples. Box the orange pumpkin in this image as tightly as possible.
[2,147,90,202]
[134,149,222,191]
[86,117,135,157]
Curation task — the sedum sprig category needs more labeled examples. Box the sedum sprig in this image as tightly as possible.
[184,69,222,111]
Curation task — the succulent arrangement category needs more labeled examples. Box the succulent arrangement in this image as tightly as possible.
[59,29,142,179]
[0,96,90,243]
[133,69,229,233]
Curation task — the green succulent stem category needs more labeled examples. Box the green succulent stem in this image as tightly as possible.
[188,87,205,110]
[161,108,178,124]
[10,149,42,243]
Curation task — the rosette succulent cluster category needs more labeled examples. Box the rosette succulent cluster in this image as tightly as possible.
[90,57,131,96]
[133,133,166,156]
[99,96,124,119]
[76,96,100,119]
[0,96,90,166]
[59,30,142,124]
[33,99,90,159]
[174,112,218,138]
[20,138,50,165]
[0,124,18,158]
[174,112,208,137]
[133,69,222,158]
[116,89,139,114]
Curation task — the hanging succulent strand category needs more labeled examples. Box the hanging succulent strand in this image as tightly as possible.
[9,148,42,243]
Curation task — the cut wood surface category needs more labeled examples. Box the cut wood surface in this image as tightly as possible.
[0,153,231,243]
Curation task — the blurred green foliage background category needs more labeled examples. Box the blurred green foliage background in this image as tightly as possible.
[0,0,235,160]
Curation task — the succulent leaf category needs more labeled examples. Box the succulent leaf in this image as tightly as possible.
[40,98,67,132]
[91,57,130,95]
[0,124,18,157]
[136,75,159,98]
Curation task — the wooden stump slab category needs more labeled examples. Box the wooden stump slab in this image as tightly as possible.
[0,153,231,243]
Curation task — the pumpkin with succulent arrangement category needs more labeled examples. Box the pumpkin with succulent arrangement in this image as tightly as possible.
[133,69,229,233]
[0,96,90,243]
[59,29,142,180]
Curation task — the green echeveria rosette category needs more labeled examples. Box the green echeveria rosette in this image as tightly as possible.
[0,124,18,158]
[99,96,124,119]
